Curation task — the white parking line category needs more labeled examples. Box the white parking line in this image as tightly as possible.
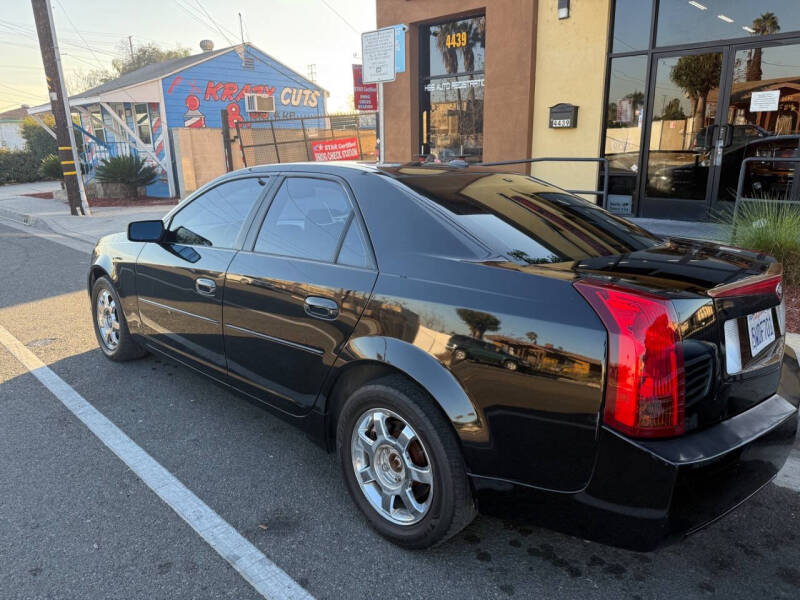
[0,324,313,600]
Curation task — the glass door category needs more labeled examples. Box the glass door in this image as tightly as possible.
[711,39,800,213]
[639,49,728,219]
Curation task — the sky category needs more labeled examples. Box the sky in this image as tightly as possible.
[0,0,376,114]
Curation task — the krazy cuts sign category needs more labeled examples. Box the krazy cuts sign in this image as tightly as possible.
[311,137,360,162]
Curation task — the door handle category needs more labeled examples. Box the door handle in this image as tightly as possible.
[304,296,339,320]
[195,277,216,296]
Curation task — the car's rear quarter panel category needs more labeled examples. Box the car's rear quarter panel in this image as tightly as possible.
[346,174,608,491]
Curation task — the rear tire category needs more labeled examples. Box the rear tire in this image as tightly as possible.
[91,276,147,361]
[337,374,476,548]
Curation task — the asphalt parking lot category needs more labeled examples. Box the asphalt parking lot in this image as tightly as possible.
[1,220,800,600]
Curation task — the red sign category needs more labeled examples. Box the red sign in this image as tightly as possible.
[311,137,360,162]
[352,64,377,111]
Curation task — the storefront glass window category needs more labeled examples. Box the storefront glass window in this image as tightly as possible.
[657,0,800,47]
[427,16,485,77]
[421,15,485,162]
[604,55,648,214]
[612,0,652,53]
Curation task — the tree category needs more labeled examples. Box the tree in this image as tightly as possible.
[456,309,500,340]
[525,331,538,345]
[670,53,722,133]
[68,68,115,94]
[21,115,57,164]
[662,98,686,120]
[746,12,780,81]
[67,41,191,93]
[111,42,190,76]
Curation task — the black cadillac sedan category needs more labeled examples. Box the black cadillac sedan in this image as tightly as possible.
[88,163,799,550]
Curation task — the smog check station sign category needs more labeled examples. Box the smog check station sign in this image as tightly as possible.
[311,137,360,162]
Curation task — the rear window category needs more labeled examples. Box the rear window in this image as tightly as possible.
[395,172,661,265]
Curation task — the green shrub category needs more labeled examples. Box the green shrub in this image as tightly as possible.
[95,154,157,194]
[0,149,40,184]
[732,201,800,285]
[21,116,58,164]
[39,153,62,180]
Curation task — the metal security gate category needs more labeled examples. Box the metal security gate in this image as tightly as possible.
[232,112,378,168]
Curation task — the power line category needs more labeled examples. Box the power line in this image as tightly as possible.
[194,0,238,44]
[318,0,361,35]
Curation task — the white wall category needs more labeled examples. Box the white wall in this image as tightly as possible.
[0,121,25,150]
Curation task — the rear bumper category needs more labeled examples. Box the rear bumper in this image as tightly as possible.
[473,350,800,551]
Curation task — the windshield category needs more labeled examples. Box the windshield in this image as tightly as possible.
[394,172,662,265]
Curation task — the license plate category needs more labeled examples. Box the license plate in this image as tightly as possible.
[747,309,776,357]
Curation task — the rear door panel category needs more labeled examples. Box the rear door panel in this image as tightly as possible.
[223,256,376,414]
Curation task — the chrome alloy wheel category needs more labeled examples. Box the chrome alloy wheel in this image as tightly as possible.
[351,408,434,525]
[96,289,120,351]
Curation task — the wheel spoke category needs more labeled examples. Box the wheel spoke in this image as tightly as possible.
[402,486,426,517]
[357,466,376,485]
[406,463,433,486]
[396,425,415,451]
[380,491,395,514]
[372,411,389,441]
[111,319,120,331]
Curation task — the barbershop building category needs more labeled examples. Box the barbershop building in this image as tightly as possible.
[29,42,325,197]
[377,0,800,220]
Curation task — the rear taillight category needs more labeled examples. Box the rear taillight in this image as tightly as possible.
[575,280,685,438]
[707,274,782,301]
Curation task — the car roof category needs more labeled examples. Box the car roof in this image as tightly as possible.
[225,161,502,180]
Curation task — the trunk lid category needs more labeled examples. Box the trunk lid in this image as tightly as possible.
[574,238,785,432]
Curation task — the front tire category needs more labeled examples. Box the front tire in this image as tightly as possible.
[91,276,146,361]
[337,375,476,548]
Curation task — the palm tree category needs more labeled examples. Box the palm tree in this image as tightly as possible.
[746,12,781,82]
[671,53,723,134]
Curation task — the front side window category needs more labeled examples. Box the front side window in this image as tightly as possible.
[255,177,356,263]
[167,178,265,248]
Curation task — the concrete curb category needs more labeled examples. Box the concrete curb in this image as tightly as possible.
[0,206,39,227]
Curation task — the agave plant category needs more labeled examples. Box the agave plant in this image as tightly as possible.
[39,153,63,180]
[95,154,157,195]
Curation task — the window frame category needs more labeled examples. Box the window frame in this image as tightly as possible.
[244,173,377,270]
[134,103,153,145]
[163,175,273,250]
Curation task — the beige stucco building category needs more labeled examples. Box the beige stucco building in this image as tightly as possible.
[376,0,800,221]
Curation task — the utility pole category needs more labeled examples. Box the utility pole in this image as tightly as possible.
[128,35,134,60]
[31,0,89,216]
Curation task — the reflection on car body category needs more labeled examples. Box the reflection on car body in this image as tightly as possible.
[89,162,799,551]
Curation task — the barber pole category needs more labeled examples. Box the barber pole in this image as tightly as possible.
[149,103,167,183]
[183,94,206,128]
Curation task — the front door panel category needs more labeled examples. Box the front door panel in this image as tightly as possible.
[136,243,236,377]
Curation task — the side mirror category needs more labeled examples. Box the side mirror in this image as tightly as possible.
[128,220,165,242]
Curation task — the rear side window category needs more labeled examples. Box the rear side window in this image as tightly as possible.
[337,220,370,268]
[255,177,362,264]
[168,178,265,248]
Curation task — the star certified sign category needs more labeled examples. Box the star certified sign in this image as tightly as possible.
[361,27,396,84]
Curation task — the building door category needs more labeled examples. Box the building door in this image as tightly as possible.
[638,38,800,219]
[639,47,730,219]
[711,39,800,214]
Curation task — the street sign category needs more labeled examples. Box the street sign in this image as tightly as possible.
[361,27,395,84]
[352,64,377,111]
[394,25,406,73]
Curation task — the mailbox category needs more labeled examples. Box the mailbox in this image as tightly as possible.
[549,103,578,128]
